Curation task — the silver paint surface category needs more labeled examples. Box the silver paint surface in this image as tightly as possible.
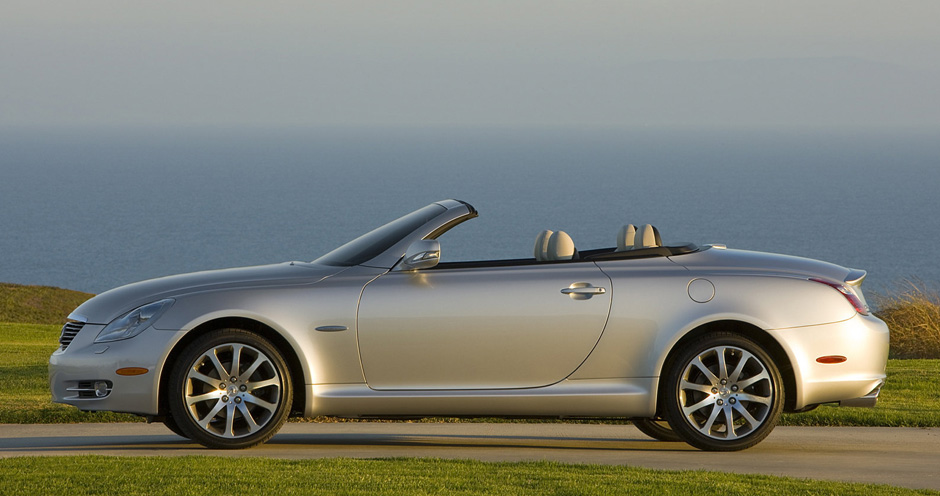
[50,200,889,422]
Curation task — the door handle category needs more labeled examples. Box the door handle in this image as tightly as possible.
[314,325,348,332]
[561,287,606,295]
[561,283,606,300]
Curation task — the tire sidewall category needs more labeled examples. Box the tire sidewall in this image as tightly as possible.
[633,417,683,442]
[168,328,293,449]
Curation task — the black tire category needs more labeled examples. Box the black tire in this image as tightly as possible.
[663,332,784,451]
[163,414,189,439]
[633,417,683,442]
[168,328,293,449]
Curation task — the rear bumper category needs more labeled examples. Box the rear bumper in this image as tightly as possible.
[839,379,885,408]
[768,313,889,410]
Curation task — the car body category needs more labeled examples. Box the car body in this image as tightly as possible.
[50,199,889,451]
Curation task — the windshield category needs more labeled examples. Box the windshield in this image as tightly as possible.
[313,203,446,267]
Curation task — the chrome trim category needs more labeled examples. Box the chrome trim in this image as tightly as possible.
[65,380,113,399]
[561,286,606,295]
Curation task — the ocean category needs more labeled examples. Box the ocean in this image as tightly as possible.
[1,126,938,295]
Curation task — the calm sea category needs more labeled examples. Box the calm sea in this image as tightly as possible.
[1,126,938,295]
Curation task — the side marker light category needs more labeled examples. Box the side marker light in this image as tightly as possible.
[116,367,150,376]
[816,356,847,364]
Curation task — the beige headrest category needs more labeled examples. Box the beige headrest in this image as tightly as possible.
[547,231,576,260]
[634,224,660,249]
[616,224,636,252]
[533,230,554,261]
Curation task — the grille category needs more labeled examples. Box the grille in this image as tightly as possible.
[59,321,85,350]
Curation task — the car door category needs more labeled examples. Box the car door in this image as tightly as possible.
[357,262,612,390]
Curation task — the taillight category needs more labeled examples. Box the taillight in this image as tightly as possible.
[809,278,870,315]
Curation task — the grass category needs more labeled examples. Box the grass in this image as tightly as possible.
[3,321,939,426]
[0,283,93,325]
[0,456,936,496]
[873,282,940,359]
[0,323,138,423]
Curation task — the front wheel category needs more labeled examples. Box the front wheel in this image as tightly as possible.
[663,332,784,451]
[168,329,293,449]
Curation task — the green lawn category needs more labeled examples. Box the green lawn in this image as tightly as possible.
[0,323,137,423]
[1,457,935,496]
[3,321,939,426]
[0,283,92,325]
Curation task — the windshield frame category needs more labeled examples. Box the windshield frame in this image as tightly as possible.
[314,204,447,267]
[313,200,476,268]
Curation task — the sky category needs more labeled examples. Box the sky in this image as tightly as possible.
[3,1,939,129]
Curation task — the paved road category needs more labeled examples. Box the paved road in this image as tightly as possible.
[1,423,938,491]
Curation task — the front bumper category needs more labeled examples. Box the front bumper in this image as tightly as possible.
[49,323,181,416]
[768,313,889,410]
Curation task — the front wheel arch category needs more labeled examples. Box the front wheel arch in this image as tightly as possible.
[158,317,307,421]
[656,320,797,415]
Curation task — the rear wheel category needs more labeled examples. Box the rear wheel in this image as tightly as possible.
[663,332,783,451]
[168,329,292,449]
[162,414,188,439]
[633,417,682,442]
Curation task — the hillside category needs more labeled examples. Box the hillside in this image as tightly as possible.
[0,283,94,325]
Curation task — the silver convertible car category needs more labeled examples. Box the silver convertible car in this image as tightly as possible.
[50,199,889,451]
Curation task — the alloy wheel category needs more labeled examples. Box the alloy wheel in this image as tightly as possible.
[677,345,774,441]
[182,342,283,439]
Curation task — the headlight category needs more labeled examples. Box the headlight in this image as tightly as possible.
[95,299,175,343]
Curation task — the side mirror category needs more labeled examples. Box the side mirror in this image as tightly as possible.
[398,239,441,271]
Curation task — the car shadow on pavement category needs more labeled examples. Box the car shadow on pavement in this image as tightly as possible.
[0,432,696,454]
[268,432,695,452]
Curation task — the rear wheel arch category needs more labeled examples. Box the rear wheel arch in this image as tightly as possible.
[656,320,798,414]
[158,317,307,420]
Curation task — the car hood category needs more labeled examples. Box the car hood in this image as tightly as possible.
[70,262,348,324]
[669,246,856,282]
